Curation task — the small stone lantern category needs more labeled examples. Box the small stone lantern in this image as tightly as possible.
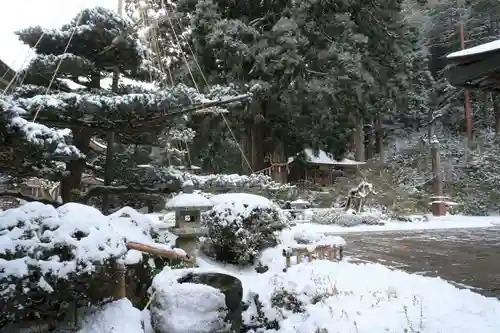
[165,188,213,256]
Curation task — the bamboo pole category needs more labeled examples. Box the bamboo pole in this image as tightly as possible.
[127,242,194,262]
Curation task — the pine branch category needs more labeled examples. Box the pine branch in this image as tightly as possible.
[76,183,180,204]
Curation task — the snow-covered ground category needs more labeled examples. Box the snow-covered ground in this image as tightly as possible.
[3,199,500,333]
[293,214,500,234]
[82,222,500,333]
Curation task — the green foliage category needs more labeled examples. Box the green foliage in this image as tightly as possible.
[134,0,437,162]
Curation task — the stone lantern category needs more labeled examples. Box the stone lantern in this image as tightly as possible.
[165,188,213,256]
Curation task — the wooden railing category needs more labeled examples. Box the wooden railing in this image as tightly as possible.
[282,244,343,272]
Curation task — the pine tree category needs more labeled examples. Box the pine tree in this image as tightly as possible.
[0,6,251,206]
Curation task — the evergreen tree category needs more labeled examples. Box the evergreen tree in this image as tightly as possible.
[0,6,249,205]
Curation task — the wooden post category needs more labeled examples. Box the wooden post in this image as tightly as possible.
[430,137,446,216]
[114,262,126,299]
[375,116,384,164]
[459,22,473,145]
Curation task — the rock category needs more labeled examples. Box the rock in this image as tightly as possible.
[150,282,229,333]
[177,273,243,332]
[254,263,269,274]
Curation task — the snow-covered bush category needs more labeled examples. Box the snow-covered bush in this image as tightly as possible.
[0,202,171,326]
[310,208,384,226]
[201,194,287,266]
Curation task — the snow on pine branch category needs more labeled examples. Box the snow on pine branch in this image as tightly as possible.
[11,83,244,125]
[168,127,196,142]
[151,166,294,191]
[0,97,83,159]
[23,53,95,79]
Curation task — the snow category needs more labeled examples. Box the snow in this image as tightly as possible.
[0,97,84,158]
[77,299,143,333]
[290,148,365,166]
[0,202,177,284]
[192,218,500,333]
[303,148,336,165]
[291,214,500,234]
[5,201,500,333]
[150,268,228,333]
[290,199,309,205]
[100,75,158,92]
[242,260,500,333]
[210,193,275,210]
[166,193,213,209]
[208,193,282,221]
[447,39,500,59]
[154,166,294,191]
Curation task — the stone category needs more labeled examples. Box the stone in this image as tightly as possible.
[174,235,200,258]
[177,273,243,332]
[151,282,229,333]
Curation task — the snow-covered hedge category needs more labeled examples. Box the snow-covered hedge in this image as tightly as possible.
[0,202,173,326]
[201,194,287,266]
[310,208,384,226]
[151,166,295,192]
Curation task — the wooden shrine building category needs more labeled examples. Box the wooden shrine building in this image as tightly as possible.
[287,148,365,187]
[446,39,500,90]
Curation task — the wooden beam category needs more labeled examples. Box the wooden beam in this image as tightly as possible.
[447,54,500,87]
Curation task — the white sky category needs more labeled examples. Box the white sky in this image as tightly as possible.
[0,0,118,71]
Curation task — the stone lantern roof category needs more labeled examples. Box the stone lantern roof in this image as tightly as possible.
[165,192,213,211]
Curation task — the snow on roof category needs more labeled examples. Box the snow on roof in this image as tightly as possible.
[447,39,500,59]
[303,148,336,165]
[165,193,213,210]
[291,149,365,166]
[290,199,310,207]
[335,158,366,166]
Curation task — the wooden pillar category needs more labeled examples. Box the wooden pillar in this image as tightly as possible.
[375,116,384,164]
[114,262,126,299]
[430,137,446,216]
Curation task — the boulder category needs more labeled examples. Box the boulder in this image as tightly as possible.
[177,273,243,332]
[150,282,229,333]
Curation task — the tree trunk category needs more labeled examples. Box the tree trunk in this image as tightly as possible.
[492,92,500,134]
[60,128,92,203]
[354,117,365,162]
[250,98,265,172]
[375,116,384,164]
[61,72,99,203]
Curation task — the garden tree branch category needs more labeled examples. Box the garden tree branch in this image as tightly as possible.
[0,182,180,207]
[31,94,252,130]
[0,191,62,207]
[76,183,180,204]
